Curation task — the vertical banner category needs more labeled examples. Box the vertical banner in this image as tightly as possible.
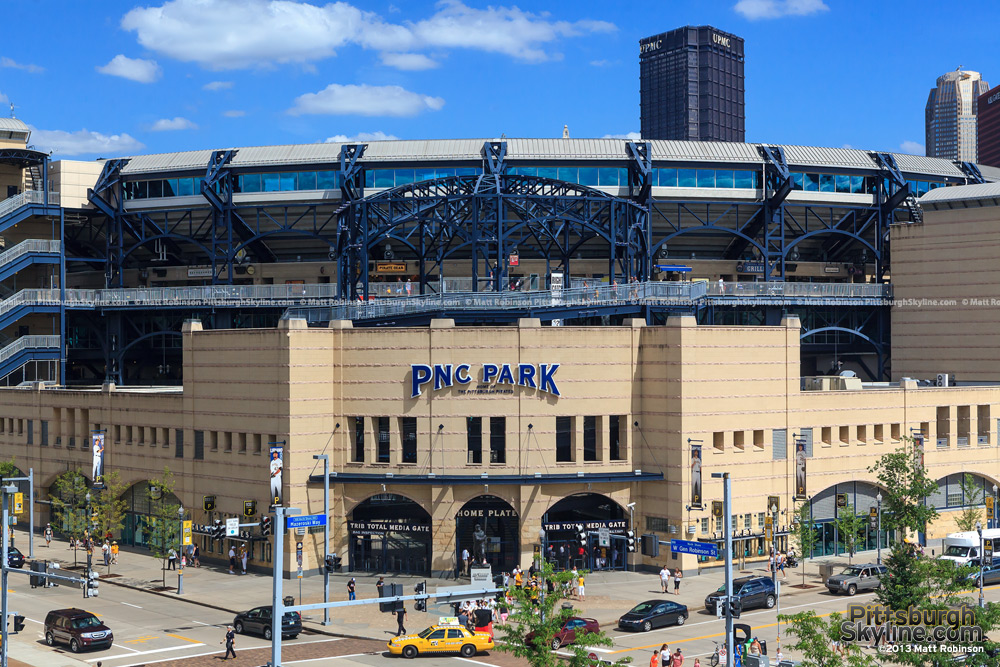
[690,444,703,508]
[914,434,925,469]
[91,431,106,490]
[269,445,284,507]
[794,439,807,500]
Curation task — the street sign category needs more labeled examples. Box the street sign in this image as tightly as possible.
[598,526,610,547]
[670,539,719,558]
[869,506,878,531]
[768,495,780,514]
[836,493,848,509]
[765,516,773,542]
[988,497,995,520]
[13,493,23,514]
[226,517,239,537]
[182,520,193,546]
[286,514,327,530]
[712,501,724,518]
[985,539,994,561]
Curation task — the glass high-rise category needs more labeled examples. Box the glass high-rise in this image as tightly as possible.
[639,26,745,142]
[925,69,990,161]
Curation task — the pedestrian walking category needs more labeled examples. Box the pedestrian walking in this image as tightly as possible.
[670,647,684,666]
[395,605,407,636]
[192,544,200,568]
[44,523,52,547]
[673,568,682,595]
[778,552,787,580]
[221,625,236,660]
[659,565,670,593]
[650,649,660,667]
[577,571,585,601]
[240,546,248,575]
[228,546,237,574]
[405,279,412,297]
[376,576,385,597]
[167,547,177,570]
[461,548,470,576]
[102,541,111,566]
[660,644,670,667]
[111,541,119,565]
[347,577,356,600]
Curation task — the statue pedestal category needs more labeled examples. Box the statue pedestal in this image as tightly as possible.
[470,566,492,587]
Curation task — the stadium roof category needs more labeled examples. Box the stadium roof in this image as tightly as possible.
[115,138,979,179]
[919,181,1000,208]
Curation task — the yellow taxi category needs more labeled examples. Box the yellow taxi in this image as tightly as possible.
[387,618,494,658]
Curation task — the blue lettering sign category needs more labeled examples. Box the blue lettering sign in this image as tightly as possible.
[410,363,561,398]
[496,363,515,385]
[455,364,472,384]
[434,364,453,391]
[539,363,561,396]
[518,364,537,388]
[411,364,432,398]
[482,364,499,384]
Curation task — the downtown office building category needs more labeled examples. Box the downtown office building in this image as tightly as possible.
[639,25,745,142]
[925,69,990,162]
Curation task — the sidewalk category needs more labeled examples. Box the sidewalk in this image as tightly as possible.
[21,532,851,641]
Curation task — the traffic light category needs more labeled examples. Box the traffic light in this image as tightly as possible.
[728,598,741,619]
[324,554,341,573]
[260,516,272,537]
[641,533,658,557]
[379,582,402,612]
[12,615,24,633]
[211,519,224,540]
[243,500,257,518]
[626,530,637,553]
[85,570,100,598]
[576,525,587,548]
[203,495,216,512]
[414,581,427,612]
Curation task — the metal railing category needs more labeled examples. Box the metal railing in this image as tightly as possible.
[62,283,344,308]
[0,335,60,365]
[0,191,60,220]
[0,289,62,319]
[709,282,892,298]
[0,239,60,269]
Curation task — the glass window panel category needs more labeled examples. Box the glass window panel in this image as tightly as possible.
[734,171,754,189]
[162,179,177,197]
[678,169,696,187]
[148,180,163,198]
[279,172,297,191]
[918,181,930,196]
[393,169,414,186]
[134,181,148,199]
[791,173,804,190]
[177,178,195,196]
[715,170,734,188]
[316,171,338,189]
[414,168,436,182]
[557,167,578,182]
[835,174,851,193]
[820,174,835,193]
[436,167,455,178]
[262,173,280,192]
[598,167,619,186]
[538,167,557,180]
[578,167,598,185]
[656,168,677,187]
[803,173,819,192]
[696,170,715,188]
[375,170,394,188]
[456,167,478,176]
[297,172,317,190]
[850,175,864,194]
[365,171,374,188]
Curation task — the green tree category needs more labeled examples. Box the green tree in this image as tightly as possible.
[778,610,880,667]
[91,471,128,547]
[0,458,19,479]
[49,469,90,567]
[493,561,631,667]
[793,501,817,586]
[144,468,181,587]
[956,473,985,532]
[833,503,866,564]
[867,440,938,535]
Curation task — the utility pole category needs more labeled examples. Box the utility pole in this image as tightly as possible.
[2,484,10,667]
[712,472,734,666]
[313,454,331,626]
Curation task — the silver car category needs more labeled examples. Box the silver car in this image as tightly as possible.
[826,564,886,596]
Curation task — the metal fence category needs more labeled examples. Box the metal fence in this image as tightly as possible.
[0,191,60,220]
[0,335,60,365]
[710,281,892,299]
[0,239,61,269]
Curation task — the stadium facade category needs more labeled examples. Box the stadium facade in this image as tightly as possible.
[3,124,1000,575]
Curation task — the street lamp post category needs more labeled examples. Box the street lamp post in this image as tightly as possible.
[876,492,883,565]
[977,522,985,608]
[538,527,546,621]
[84,492,92,597]
[177,506,184,595]
[993,484,998,530]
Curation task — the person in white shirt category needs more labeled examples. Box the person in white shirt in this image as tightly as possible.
[659,566,671,593]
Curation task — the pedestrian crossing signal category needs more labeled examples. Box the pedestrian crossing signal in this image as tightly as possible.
[243,500,257,518]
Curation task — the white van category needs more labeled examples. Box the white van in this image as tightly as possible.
[939,529,1000,565]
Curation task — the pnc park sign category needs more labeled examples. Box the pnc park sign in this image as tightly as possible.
[410,363,561,398]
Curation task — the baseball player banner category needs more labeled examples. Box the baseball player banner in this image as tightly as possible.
[269,445,284,507]
[794,439,807,500]
[690,444,703,508]
[91,431,106,489]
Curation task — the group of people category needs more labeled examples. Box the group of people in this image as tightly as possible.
[768,549,789,580]
[651,644,692,667]
[658,566,683,594]
[228,544,249,575]
[543,542,621,572]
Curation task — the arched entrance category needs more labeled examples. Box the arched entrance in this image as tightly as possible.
[348,494,431,575]
[809,481,895,557]
[542,493,628,571]
[120,481,182,549]
[455,495,519,575]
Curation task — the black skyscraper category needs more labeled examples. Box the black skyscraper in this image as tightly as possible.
[639,26,745,142]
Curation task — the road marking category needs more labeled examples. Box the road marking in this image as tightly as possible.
[453,658,495,666]
[165,632,201,644]
[110,643,142,654]
[192,620,213,626]
[123,634,159,644]
[86,643,207,662]
[286,655,367,664]
[122,602,142,609]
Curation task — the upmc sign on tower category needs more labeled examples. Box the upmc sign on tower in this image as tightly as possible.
[978,82,1000,168]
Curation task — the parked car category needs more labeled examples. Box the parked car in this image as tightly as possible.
[388,622,494,658]
[233,606,301,640]
[618,599,688,632]
[7,547,24,569]
[526,617,600,649]
[705,577,776,614]
[826,563,887,596]
[44,608,113,653]
[964,560,1000,586]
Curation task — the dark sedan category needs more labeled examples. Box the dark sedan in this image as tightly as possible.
[965,560,1000,586]
[233,606,301,640]
[7,547,24,569]
[618,599,688,632]
[526,617,601,649]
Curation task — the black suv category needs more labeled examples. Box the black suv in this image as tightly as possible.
[7,547,24,569]
[233,606,301,640]
[44,608,113,653]
[705,576,777,614]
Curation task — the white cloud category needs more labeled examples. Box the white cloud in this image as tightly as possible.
[1,57,44,73]
[734,0,829,20]
[222,110,245,117]
[603,132,642,140]
[29,127,144,157]
[899,140,925,155]
[96,54,161,83]
[203,80,233,91]
[324,131,399,143]
[0,91,7,105]
[842,143,854,149]
[289,83,444,117]
[120,0,614,69]
[150,116,198,131]
[380,53,439,71]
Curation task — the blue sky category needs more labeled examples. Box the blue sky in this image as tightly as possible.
[1,0,998,159]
